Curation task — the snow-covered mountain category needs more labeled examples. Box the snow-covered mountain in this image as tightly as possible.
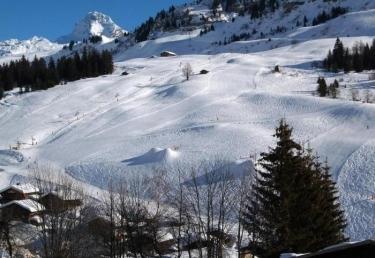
[1,0,374,244]
[0,36,61,58]
[57,11,126,43]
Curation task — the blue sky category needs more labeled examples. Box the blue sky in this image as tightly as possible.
[0,0,188,41]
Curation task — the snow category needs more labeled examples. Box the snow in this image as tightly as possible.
[0,0,374,243]
[280,253,305,258]
[182,160,254,187]
[56,11,126,43]
[0,183,39,194]
[0,199,45,213]
[0,36,62,64]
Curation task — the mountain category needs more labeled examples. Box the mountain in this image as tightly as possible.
[0,36,61,58]
[56,11,126,43]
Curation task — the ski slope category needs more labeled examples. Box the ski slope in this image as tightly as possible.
[0,0,374,242]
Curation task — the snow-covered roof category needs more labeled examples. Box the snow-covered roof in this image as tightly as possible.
[160,51,177,56]
[40,190,81,201]
[0,199,45,213]
[0,183,39,194]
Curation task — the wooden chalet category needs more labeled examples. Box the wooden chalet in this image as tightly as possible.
[239,247,255,258]
[0,199,44,222]
[39,191,82,212]
[160,51,177,57]
[0,183,40,203]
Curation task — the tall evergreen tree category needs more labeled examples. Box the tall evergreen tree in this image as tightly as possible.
[212,0,221,10]
[303,16,308,27]
[332,38,344,68]
[242,120,347,258]
[317,77,328,97]
[0,83,4,99]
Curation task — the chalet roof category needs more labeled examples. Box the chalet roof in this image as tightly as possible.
[160,51,177,56]
[40,190,80,201]
[0,199,45,213]
[297,240,375,257]
[0,183,39,194]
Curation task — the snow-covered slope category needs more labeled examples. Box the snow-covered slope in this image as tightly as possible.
[57,11,126,43]
[1,40,374,240]
[0,0,374,242]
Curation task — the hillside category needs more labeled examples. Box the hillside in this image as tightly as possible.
[0,0,374,244]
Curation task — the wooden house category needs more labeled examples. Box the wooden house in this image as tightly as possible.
[39,191,82,212]
[160,51,177,57]
[239,247,255,258]
[0,183,40,203]
[0,199,44,222]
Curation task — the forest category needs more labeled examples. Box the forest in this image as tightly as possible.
[0,47,113,99]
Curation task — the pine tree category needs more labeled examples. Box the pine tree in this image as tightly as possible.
[303,16,308,27]
[371,39,375,69]
[343,48,351,73]
[69,41,75,51]
[243,120,304,257]
[0,84,4,99]
[225,0,236,12]
[352,48,362,72]
[317,77,328,97]
[251,3,260,19]
[47,58,58,87]
[317,160,347,247]
[332,38,344,69]
[212,0,221,10]
[242,120,347,258]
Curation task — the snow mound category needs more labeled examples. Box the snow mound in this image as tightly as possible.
[57,11,126,43]
[0,150,24,166]
[123,148,180,166]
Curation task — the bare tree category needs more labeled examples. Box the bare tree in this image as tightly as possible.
[0,217,15,257]
[235,170,253,258]
[102,169,172,258]
[364,89,373,103]
[166,165,195,258]
[172,160,248,258]
[182,63,193,80]
[351,88,359,101]
[30,163,89,258]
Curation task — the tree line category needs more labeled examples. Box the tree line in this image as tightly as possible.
[0,47,113,99]
[0,120,347,258]
[317,77,339,98]
[134,0,283,43]
[312,6,347,26]
[323,38,375,72]
[135,5,180,42]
